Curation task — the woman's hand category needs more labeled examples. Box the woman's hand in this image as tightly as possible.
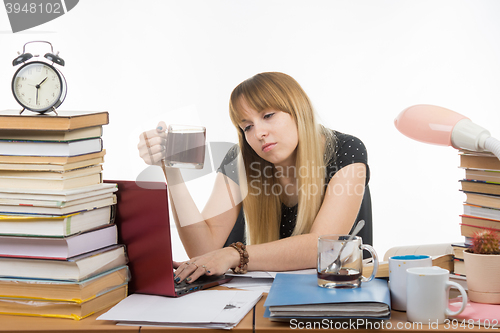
[137,121,167,166]
[173,247,240,284]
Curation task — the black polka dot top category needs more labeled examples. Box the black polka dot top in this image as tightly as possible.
[217,130,370,240]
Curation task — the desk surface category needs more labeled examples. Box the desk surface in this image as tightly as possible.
[0,294,494,333]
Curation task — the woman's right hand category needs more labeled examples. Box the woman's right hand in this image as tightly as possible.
[137,121,167,166]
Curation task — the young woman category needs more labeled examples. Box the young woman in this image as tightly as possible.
[137,72,370,284]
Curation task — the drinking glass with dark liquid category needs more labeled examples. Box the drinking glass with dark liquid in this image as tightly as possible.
[164,125,206,169]
[317,235,378,289]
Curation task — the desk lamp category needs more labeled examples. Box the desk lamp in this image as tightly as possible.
[394,104,500,161]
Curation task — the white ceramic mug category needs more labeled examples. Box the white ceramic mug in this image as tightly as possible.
[388,255,432,311]
[406,266,467,324]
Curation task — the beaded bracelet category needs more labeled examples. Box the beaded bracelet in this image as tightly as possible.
[229,242,249,274]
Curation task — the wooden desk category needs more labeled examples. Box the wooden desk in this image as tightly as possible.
[254,295,493,332]
[0,309,139,333]
[0,300,254,333]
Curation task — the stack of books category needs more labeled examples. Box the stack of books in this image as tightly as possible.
[0,110,128,320]
[453,150,500,280]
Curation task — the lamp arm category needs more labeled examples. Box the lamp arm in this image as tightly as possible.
[485,137,500,161]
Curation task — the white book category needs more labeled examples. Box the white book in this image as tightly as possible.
[463,204,500,221]
[0,192,115,208]
[0,183,117,201]
[0,138,103,157]
[0,194,116,215]
[0,206,113,237]
[0,245,127,281]
[0,165,102,179]
[0,157,104,172]
[0,173,102,190]
[0,126,102,142]
[0,224,118,259]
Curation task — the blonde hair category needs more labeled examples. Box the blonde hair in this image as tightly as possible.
[229,72,335,245]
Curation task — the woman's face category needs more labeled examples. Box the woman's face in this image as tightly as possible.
[238,98,299,168]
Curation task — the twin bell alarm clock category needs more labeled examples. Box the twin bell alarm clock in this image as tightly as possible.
[11,41,67,114]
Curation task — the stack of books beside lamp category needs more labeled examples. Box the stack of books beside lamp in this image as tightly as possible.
[0,110,128,320]
[451,150,500,290]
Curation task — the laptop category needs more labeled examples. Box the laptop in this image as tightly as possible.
[104,179,232,297]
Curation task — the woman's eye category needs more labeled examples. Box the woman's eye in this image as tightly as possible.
[264,113,274,119]
[243,125,252,132]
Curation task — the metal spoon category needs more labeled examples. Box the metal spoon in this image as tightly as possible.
[325,220,365,273]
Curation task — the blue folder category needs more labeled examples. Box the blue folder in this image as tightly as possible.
[263,274,391,320]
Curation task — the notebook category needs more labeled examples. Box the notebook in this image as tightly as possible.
[104,180,231,297]
[264,274,391,320]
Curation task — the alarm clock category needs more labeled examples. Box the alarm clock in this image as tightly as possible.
[11,41,67,114]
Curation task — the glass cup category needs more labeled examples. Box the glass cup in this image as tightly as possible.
[317,235,378,289]
[163,124,206,169]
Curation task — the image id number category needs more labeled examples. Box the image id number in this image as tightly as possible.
[5,2,62,14]
[444,319,499,329]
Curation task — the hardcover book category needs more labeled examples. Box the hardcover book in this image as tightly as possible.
[0,224,118,259]
[0,244,127,281]
[0,110,109,131]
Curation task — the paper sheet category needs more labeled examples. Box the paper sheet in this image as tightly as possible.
[97,290,262,329]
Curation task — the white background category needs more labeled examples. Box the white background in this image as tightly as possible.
[1,0,500,262]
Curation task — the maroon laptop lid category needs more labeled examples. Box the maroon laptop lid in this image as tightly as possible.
[105,180,177,297]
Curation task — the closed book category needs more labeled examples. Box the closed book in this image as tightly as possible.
[0,205,114,237]
[460,153,500,171]
[0,182,117,204]
[0,266,129,302]
[463,204,500,221]
[0,156,104,172]
[463,192,500,210]
[465,169,500,184]
[0,173,102,190]
[0,126,102,142]
[0,138,102,157]
[461,224,500,238]
[0,164,102,179]
[461,215,500,229]
[454,258,466,276]
[0,149,105,165]
[460,180,500,196]
[452,242,469,260]
[0,193,116,215]
[263,274,390,320]
[0,110,108,131]
[0,224,117,259]
[0,244,127,281]
[0,284,127,320]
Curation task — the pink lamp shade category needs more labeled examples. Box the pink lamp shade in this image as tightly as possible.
[394,104,469,147]
[395,104,500,161]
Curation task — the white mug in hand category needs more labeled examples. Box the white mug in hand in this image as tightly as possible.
[406,266,467,324]
[388,255,432,311]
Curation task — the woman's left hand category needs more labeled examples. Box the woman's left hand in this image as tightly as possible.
[173,247,240,284]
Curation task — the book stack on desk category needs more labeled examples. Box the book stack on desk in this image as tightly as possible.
[0,110,128,320]
[452,150,500,283]
[459,150,500,242]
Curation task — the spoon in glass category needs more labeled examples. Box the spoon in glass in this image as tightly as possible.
[325,219,365,274]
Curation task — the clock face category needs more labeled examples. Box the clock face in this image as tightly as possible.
[12,61,66,113]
